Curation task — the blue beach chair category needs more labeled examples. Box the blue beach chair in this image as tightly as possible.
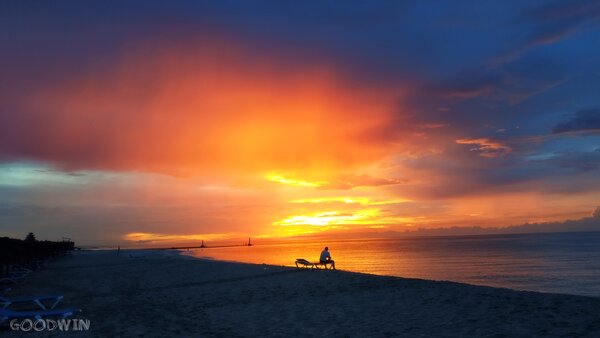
[1,294,64,310]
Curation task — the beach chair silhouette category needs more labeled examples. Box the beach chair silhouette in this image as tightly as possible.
[0,307,80,325]
[295,258,318,269]
[0,268,31,285]
[295,258,335,270]
[0,276,21,286]
[1,294,64,310]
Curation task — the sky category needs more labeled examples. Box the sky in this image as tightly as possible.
[1,0,600,246]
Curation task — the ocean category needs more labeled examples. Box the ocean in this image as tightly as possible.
[184,231,600,297]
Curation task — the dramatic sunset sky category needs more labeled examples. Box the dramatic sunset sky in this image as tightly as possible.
[1,1,600,246]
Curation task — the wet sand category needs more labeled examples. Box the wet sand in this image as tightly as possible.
[3,250,600,337]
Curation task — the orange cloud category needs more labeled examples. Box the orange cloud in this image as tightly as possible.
[289,197,411,205]
[124,232,236,244]
[274,209,418,227]
[17,39,401,182]
[317,174,407,190]
[266,173,327,187]
[455,138,512,158]
[266,172,406,190]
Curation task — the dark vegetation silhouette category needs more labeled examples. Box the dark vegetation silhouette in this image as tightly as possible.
[0,233,74,278]
[24,232,36,243]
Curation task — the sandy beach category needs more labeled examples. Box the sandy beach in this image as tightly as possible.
[3,250,600,337]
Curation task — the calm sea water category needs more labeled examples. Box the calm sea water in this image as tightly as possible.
[184,232,600,297]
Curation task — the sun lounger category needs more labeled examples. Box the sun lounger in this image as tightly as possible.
[295,258,318,269]
[1,294,64,310]
[12,267,34,275]
[295,258,336,270]
[0,277,19,286]
[7,269,30,279]
[0,307,80,324]
[0,270,30,285]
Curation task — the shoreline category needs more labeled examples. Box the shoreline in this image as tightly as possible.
[4,249,600,337]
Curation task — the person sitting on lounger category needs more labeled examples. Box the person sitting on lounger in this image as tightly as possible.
[319,246,336,270]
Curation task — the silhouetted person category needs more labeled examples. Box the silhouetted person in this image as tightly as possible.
[320,246,336,270]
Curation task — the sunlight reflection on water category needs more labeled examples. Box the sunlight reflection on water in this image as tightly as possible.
[185,232,600,297]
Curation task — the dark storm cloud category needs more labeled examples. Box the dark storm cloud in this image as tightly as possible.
[390,146,600,200]
[525,0,600,48]
[528,0,600,20]
[553,109,600,134]
[492,0,600,64]
[542,150,600,171]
